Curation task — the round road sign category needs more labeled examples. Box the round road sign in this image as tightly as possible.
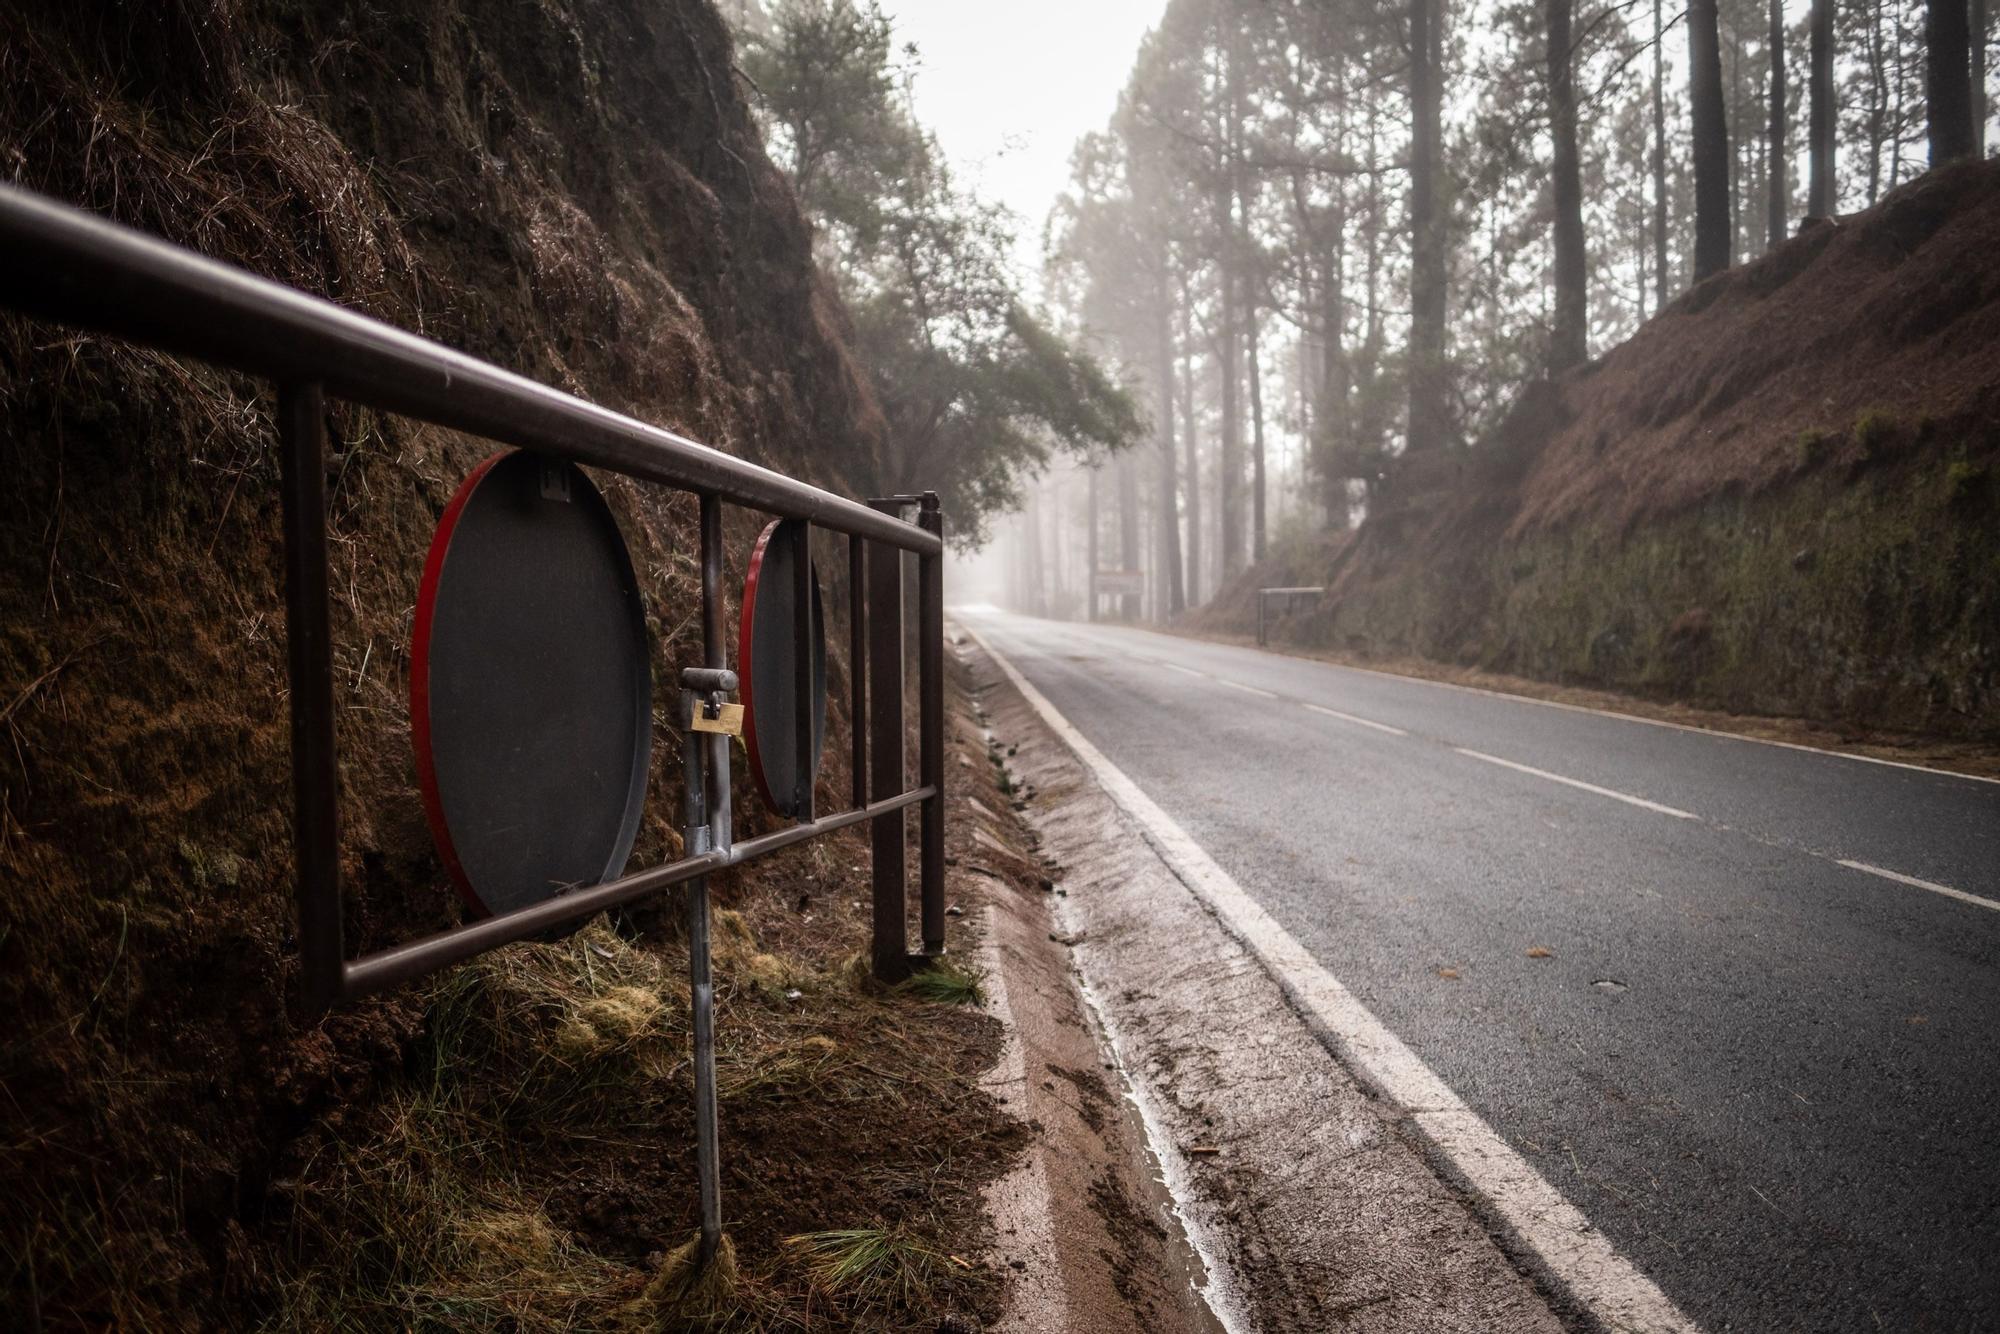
[411,450,652,917]
[738,517,826,818]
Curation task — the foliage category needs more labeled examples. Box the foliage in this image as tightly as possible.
[743,0,1142,545]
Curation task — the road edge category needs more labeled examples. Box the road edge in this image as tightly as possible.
[959,615,1703,1334]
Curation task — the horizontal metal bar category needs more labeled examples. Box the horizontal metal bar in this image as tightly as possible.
[338,785,936,999]
[1259,586,1326,597]
[0,185,938,556]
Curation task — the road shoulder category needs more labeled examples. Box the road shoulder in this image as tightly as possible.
[957,623,1573,1334]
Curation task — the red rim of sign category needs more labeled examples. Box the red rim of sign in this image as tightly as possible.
[409,451,504,917]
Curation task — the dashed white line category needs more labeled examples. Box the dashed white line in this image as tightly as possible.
[1301,702,1409,737]
[1215,678,1277,699]
[1162,663,1211,680]
[962,619,1701,1334]
[1455,747,1700,820]
[1836,860,2000,914]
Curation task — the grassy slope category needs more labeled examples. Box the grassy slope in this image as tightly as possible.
[1199,160,2000,740]
[0,1,1010,1327]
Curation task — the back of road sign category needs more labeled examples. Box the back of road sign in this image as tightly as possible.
[739,517,826,817]
[411,451,652,917]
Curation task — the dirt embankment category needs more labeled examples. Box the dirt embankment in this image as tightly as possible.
[1200,160,2000,742]
[0,1,1024,1328]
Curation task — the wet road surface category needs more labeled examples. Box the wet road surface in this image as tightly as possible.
[961,610,2000,1333]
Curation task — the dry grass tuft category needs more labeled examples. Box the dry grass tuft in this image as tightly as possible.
[899,960,987,1007]
[636,1231,741,1327]
[784,1226,942,1309]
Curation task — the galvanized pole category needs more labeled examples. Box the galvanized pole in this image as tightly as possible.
[685,494,726,1268]
[848,535,867,809]
[917,495,946,957]
[867,500,908,981]
[278,382,344,1013]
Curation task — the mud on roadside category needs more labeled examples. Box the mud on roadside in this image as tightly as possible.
[943,637,1227,1334]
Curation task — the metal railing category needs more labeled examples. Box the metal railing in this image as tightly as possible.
[1256,585,1325,646]
[0,184,947,1009]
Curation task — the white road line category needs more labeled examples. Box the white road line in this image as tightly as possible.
[1215,678,1277,698]
[961,620,1701,1334]
[1836,859,2000,914]
[1162,662,1211,680]
[1455,747,1700,820]
[1301,702,1409,737]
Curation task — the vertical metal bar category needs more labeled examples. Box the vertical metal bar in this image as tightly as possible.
[690,494,725,1266]
[849,534,867,810]
[867,501,908,982]
[917,494,946,958]
[792,520,816,822]
[680,690,722,1268]
[1257,591,1266,646]
[278,382,343,1012]
[700,495,729,852]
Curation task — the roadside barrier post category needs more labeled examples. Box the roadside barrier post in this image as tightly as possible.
[867,499,909,982]
[917,493,946,957]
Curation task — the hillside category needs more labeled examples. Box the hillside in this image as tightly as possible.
[1206,160,2000,741]
[0,1,1012,1327]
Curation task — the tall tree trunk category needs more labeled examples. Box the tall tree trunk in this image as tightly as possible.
[1178,279,1203,607]
[1769,0,1788,246]
[1320,237,1351,522]
[1654,0,1670,304]
[1085,467,1098,622]
[1026,485,1046,617]
[1976,0,1989,156]
[1690,0,1734,280]
[1156,276,1185,618]
[1217,260,1243,577]
[1117,451,1140,620]
[1547,0,1588,368]
[1247,306,1268,560]
[1810,0,1837,214]
[1407,0,1449,450]
[1866,0,1888,200]
[1928,0,1976,162]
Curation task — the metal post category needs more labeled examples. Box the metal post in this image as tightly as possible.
[1257,590,1266,646]
[867,500,908,982]
[792,520,816,822]
[278,382,343,1013]
[700,495,730,853]
[849,535,867,810]
[917,495,946,958]
[687,495,726,1268]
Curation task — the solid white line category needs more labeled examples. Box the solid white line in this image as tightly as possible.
[1214,678,1277,698]
[1836,859,2000,914]
[1301,701,1409,737]
[960,619,1701,1334]
[1456,747,1700,820]
[1162,662,1211,680]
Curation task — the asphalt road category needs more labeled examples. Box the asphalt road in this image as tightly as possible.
[961,610,2000,1333]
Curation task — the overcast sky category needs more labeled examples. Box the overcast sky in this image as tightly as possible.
[882,1,1167,278]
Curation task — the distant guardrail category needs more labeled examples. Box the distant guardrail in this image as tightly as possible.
[1256,585,1325,646]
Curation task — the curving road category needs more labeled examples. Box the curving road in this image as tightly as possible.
[960,609,2000,1333]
